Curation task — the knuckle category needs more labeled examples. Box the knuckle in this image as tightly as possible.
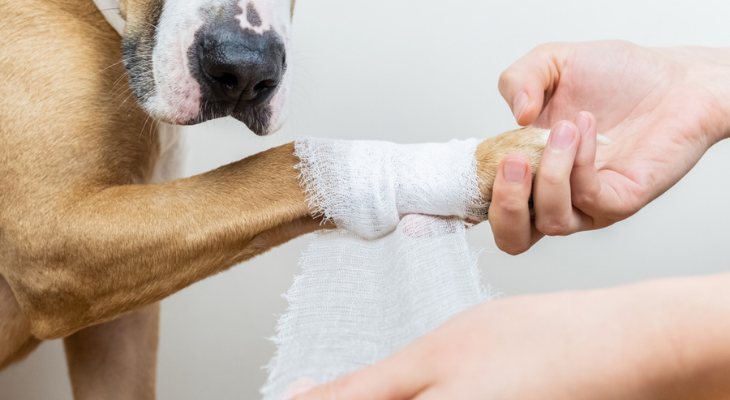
[536,218,571,236]
[498,70,517,93]
[495,199,527,216]
[537,171,565,187]
[571,191,595,210]
[495,239,529,256]
[608,203,636,221]
[534,42,561,56]
[498,69,513,84]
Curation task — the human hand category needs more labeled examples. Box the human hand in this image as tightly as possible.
[292,274,730,400]
[489,41,730,254]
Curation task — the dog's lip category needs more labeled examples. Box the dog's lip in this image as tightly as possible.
[172,104,272,136]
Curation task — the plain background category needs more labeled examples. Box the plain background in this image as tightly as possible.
[3,0,730,398]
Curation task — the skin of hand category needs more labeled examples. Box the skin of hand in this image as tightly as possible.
[293,273,730,400]
[291,41,730,400]
[489,41,730,255]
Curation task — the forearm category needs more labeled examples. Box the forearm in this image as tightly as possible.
[619,273,730,399]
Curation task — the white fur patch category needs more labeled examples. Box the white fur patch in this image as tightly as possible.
[94,0,293,132]
[150,0,292,128]
[149,0,210,124]
[236,1,272,35]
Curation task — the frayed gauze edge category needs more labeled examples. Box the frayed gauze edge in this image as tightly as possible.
[294,137,489,238]
[261,138,493,400]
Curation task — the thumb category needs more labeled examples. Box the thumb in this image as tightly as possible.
[498,43,567,126]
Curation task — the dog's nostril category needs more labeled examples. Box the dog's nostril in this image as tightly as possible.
[197,29,285,107]
[254,79,278,93]
[212,73,239,91]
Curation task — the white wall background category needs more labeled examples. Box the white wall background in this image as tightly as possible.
[3,0,730,398]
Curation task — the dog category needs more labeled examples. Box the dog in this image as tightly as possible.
[0,0,549,398]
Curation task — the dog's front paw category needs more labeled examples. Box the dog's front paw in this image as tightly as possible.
[473,125,610,218]
[473,126,550,213]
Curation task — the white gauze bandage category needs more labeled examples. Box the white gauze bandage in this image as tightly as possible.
[261,138,493,400]
[294,137,488,239]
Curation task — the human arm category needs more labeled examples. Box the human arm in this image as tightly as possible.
[294,272,730,400]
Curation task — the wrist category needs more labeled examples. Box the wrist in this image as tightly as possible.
[690,47,730,142]
[707,48,730,141]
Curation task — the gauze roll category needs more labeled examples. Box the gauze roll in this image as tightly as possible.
[261,138,492,400]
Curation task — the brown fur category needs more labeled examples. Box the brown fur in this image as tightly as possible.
[63,303,160,400]
[0,0,546,397]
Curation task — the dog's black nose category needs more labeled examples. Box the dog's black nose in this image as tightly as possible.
[197,29,285,106]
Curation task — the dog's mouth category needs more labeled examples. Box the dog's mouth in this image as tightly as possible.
[181,102,274,135]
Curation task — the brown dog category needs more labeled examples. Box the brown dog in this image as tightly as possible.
[0,0,548,398]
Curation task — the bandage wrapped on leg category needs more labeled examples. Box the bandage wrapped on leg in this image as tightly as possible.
[262,137,502,400]
[295,137,488,238]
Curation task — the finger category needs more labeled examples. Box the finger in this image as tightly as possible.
[489,154,543,255]
[569,111,603,216]
[292,352,429,400]
[533,121,593,236]
[569,112,635,223]
[498,43,566,126]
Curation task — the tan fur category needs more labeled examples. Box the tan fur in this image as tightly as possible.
[0,275,40,369]
[0,0,546,397]
[476,126,547,202]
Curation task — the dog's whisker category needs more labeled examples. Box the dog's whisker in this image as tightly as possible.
[99,59,125,73]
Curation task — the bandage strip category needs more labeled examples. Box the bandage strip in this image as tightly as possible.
[294,137,488,239]
[261,138,492,400]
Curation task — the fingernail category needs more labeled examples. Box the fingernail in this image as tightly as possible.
[504,159,526,183]
[550,122,575,150]
[575,112,591,134]
[513,92,529,122]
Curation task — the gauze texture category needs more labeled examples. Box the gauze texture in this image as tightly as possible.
[295,137,487,239]
[261,215,492,400]
[261,138,493,400]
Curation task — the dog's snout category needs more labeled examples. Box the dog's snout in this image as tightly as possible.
[198,29,285,107]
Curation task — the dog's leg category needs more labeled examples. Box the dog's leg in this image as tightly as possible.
[0,274,41,370]
[0,0,551,343]
[63,303,160,400]
[4,131,549,342]
[2,142,327,341]
[0,0,325,341]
